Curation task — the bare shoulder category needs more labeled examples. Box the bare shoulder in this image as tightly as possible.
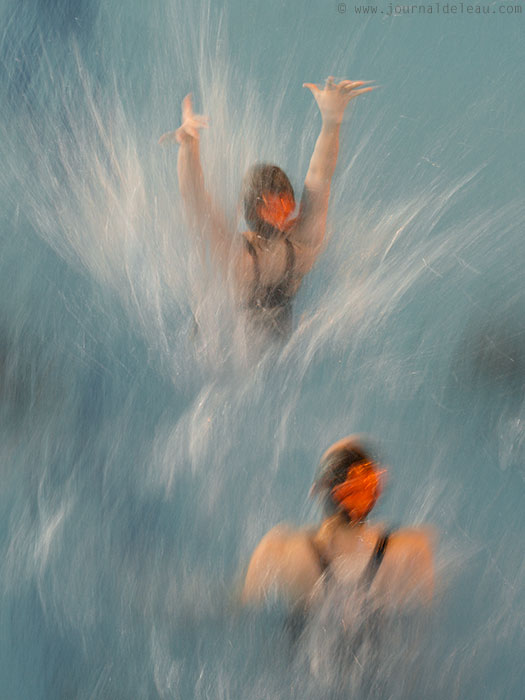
[252,525,315,562]
[242,525,321,605]
[384,526,436,605]
[387,526,436,567]
[243,524,300,580]
[254,523,295,552]
[226,234,253,288]
[389,525,436,552]
[285,185,329,263]
[287,224,323,276]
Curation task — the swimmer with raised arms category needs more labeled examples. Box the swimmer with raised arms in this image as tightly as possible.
[160,78,375,339]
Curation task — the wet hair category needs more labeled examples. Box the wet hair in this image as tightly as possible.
[242,163,295,238]
[315,441,380,522]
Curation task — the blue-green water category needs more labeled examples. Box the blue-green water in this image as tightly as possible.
[1,1,524,698]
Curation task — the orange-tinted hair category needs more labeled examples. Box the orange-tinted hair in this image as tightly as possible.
[242,163,294,235]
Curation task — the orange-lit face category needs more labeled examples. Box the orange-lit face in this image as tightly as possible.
[331,461,385,522]
[257,192,295,232]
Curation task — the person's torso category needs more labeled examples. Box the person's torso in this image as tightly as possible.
[238,234,302,338]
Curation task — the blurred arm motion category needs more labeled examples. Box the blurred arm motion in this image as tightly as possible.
[292,78,376,272]
[159,94,231,266]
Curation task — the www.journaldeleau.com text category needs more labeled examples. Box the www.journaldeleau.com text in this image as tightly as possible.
[352,2,522,14]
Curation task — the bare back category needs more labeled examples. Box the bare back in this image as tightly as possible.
[234,232,309,338]
[242,520,434,609]
[236,230,314,302]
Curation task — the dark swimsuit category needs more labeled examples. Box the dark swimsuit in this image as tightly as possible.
[287,531,392,645]
[243,236,297,339]
[311,530,391,589]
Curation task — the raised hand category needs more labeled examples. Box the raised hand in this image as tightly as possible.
[159,94,208,145]
[303,77,375,124]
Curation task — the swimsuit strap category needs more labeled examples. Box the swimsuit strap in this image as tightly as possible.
[360,530,391,590]
[284,237,296,284]
[310,529,391,588]
[285,534,329,645]
[244,235,295,295]
[309,535,331,577]
[244,236,261,288]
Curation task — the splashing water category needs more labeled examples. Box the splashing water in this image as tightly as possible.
[1,1,524,698]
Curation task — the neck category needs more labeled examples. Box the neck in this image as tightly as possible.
[316,513,371,558]
[247,228,283,251]
[319,513,365,539]
[256,220,285,241]
[339,512,366,530]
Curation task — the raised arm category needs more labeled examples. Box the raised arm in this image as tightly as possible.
[291,78,375,263]
[159,94,231,266]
